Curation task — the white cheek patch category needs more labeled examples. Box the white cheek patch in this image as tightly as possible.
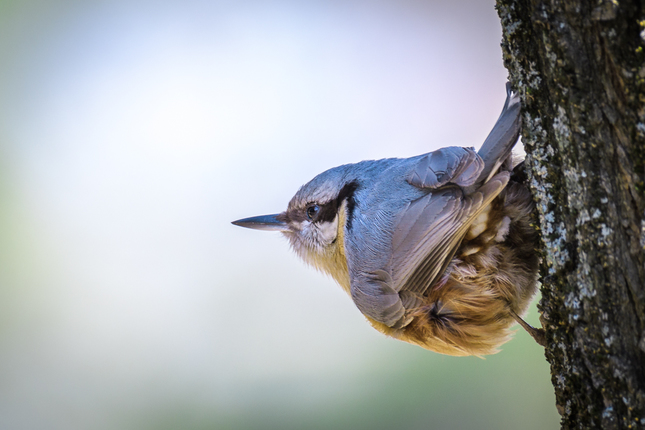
[317,216,339,245]
[286,215,341,272]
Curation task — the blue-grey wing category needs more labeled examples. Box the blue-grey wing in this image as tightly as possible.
[407,147,483,189]
[347,84,520,328]
[348,170,510,329]
[389,173,509,301]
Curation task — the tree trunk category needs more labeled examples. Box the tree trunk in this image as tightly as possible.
[495,0,645,428]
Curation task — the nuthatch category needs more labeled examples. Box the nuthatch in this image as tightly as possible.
[233,84,544,356]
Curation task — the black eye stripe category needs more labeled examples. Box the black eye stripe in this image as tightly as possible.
[337,181,358,203]
[315,202,338,223]
[309,181,359,225]
[339,181,358,230]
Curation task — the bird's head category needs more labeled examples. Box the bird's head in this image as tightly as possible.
[232,165,359,288]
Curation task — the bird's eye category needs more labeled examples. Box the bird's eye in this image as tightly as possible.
[306,205,320,220]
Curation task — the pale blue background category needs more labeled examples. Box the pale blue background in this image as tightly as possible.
[0,0,558,428]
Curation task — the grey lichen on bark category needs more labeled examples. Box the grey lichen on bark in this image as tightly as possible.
[495,0,645,428]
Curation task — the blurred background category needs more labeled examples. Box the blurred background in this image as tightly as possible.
[0,0,559,429]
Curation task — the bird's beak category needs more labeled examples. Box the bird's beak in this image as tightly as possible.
[231,214,289,231]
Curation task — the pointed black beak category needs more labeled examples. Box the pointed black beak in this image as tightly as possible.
[231,214,289,231]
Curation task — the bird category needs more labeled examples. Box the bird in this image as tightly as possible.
[232,84,545,356]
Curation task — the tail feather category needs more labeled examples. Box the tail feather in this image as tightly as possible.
[477,83,521,184]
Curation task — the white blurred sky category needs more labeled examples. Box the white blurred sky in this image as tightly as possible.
[0,1,550,429]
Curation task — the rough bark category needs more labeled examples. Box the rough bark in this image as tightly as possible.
[495,0,645,428]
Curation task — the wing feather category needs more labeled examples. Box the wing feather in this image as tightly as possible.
[347,109,516,329]
[407,147,484,189]
[389,172,510,307]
